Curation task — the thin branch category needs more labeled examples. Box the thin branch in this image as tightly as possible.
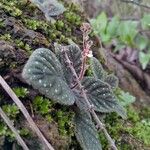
[63,49,118,150]
[0,75,54,150]
[0,107,29,150]
[121,0,150,9]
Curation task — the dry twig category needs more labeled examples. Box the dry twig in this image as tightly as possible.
[0,75,54,150]
[0,107,29,150]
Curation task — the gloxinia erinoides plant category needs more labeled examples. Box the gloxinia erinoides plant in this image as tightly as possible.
[22,23,126,150]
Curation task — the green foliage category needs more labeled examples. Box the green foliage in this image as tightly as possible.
[139,51,150,70]
[117,90,136,106]
[91,12,150,69]
[106,16,119,38]
[135,34,149,51]
[118,21,138,46]
[22,44,126,149]
[13,87,29,98]
[141,14,150,30]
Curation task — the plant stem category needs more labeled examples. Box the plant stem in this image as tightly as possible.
[63,50,118,150]
[0,75,54,150]
[0,107,29,150]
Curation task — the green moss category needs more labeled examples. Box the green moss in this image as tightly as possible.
[55,109,74,136]
[13,87,29,98]
[33,96,53,116]
[0,19,4,28]
[23,19,42,30]
[0,34,12,42]
[125,107,150,146]
[0,1,22,17]
[55,20,65,30]
[33,96,74,136]
[2,104,19,119]
[64,11,81,25]
[101,105,150,149]
[15,39,32,54]
[0,104,20,142]
[126,119,150,146]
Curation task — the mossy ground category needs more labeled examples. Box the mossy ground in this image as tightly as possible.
[0,0,150,150]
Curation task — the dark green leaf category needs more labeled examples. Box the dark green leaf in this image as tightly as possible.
[73,89,88,111]
[82,77,126,118]
[104,74,118,89]
[74,108,102,150]
[55,44,82,85]
[90,57,106,80]
[22,48,75,105]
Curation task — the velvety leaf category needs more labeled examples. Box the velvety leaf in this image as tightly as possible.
[73,89,88,111]
[82,77,126,118]
[22,48,75,105]
[90,57,106,80]
[104,74,118,89]
[31,0,66,21]
[55,44,82,85]
[74,108,102,150]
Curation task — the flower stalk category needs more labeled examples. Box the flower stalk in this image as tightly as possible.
[62,27,118,150]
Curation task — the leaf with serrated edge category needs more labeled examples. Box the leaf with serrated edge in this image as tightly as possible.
[90,57,106,80]
[22,48,75,105]
[73,89,88,111]
[82,77,126,118]
[74,108,102,150]
[55,44,82,85]
[104,74,118,89]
